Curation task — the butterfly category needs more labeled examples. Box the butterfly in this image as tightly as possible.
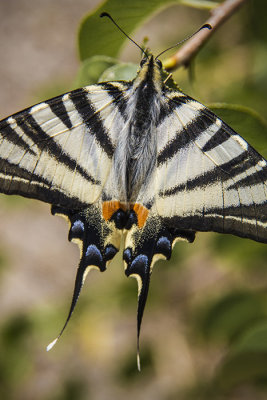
[0,13,266,369]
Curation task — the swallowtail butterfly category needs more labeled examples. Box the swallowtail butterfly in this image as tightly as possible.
[0,14,266,368]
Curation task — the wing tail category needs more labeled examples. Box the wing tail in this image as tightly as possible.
[123,215,196,370]
[124,252,151,371]
[47,256,92,351]
[47,204,120,350]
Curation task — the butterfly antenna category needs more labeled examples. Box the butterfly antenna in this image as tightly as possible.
[100,12,147,56]
[156,23,212,59]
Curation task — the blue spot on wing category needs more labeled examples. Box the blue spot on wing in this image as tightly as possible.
[156,236,171,258]
[128,254,149,276]
[73,220,84,231]
[85,244,103,267]
[123,248,132,264]
[104,245,118,261]
[69,219,85,241]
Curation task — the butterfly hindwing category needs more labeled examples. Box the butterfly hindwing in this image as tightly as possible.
[48,201,122,346]
[123,208,195,366]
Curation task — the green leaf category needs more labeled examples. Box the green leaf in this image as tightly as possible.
[197,291,267,343]
[209,103,267,157]
[78,0,214,61]
[211,323,267,392]
[234,322,267,353]
[211,234,267,269]
[99,62,138,82]
[214,352,267,392]
[74,55,118,87]
[181,0,219,9]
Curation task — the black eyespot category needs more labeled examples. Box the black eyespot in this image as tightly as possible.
[140,57,147,67]
[156,58,162,69]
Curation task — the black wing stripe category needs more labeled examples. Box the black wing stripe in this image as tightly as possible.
[0,175,85,208]
[0,158,86,207]
[163,207,267,244]
[159,151,261,197]
[14,113,99,185]
[228,165,267,189]
[0,119,36,155]
[201,125,230,152]
[0,157,50,186]
[69,88,114,158]
[101,82,129,119]
[158,95,189,125]
[157,111,216,165]
[46,96,73,130]
[166,95,232,153]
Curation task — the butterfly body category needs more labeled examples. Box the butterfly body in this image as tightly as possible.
[0,52,266,360]
[106,55,162,203]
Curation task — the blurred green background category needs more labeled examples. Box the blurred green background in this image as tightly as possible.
[0,0,267,399]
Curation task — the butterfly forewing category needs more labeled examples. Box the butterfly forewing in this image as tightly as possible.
[0,85,130,207]
[155,92,267,243]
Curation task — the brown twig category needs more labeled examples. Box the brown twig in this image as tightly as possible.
[163,0,248,71]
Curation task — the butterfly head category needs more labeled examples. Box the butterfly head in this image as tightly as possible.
[133,54,164,91]
[140,53,162,69]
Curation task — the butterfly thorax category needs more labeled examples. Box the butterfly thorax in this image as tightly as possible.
[113,55,163,203]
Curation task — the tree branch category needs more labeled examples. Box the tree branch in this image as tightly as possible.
[163,0,248,72]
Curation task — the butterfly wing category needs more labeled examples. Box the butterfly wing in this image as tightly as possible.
[0,82,130,341]
[0,83,129,207]
[123,91,267,365]
[155,91,267,243]
[123,208,195,369]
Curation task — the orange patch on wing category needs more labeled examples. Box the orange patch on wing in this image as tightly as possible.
[102,201,149,228]
[102,201,123,221]
[132,203,149,228]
